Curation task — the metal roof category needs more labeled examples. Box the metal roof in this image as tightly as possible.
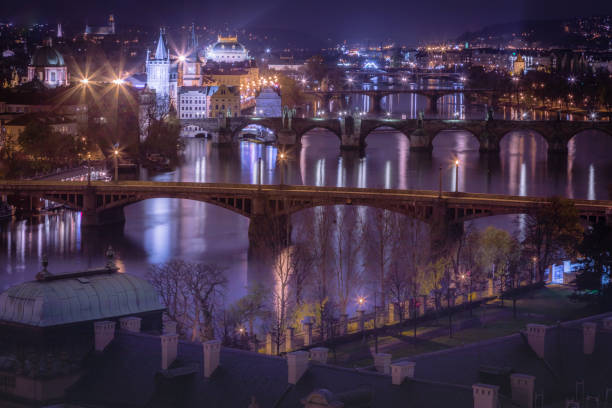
[0,271,163,327]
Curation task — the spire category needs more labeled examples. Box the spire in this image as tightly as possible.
[57,23,63,38]
[154,28,168,60]
[189,23,198,50]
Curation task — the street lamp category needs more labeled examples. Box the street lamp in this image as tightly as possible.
[113,148,119,183]
[455,160,459,193]
[87,152,92,185]
[438,166,443,198]
[278,152,286,185]
[79,78,90,85]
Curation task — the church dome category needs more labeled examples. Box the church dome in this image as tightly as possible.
[30,45,65,67]
[212,41,246,52]
[0,268,163,328]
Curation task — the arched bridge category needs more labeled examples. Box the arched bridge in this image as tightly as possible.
[304,88,497,114]
[1,181,610,230]
[183,115,612,154]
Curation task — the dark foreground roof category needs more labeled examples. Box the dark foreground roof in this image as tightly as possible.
[66,331,473,408]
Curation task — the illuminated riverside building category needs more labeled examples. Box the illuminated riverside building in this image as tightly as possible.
[145,29,178,111]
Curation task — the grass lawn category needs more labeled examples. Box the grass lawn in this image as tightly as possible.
[331,285,596,367]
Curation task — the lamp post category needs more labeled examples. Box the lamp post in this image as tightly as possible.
[113,148,119,183]
[438,166,442,198]
[87,152,92,185]
[278,152,286,186]
[257,157,263,189]
[455,160,459,193]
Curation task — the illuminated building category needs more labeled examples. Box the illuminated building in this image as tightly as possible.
[84,14,116,36]
[255,87,281,117]
[512,54,526,75]
[209,85,240,118]
[145,29,178,111]
[205,35,249,63]
[26,39,68,88]
[180,24,202,87]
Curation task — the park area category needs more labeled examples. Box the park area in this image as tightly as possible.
[329,285,598,367]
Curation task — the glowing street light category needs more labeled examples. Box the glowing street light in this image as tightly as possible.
[112,78,125,85]
[79,78,90,85]
[455,159,459,193]
[113,147,119,183]
[178,55,186,62]
[278,152,287,185]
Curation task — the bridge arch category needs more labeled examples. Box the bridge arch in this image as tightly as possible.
[567,128,612,148]
[431,128,481,151]
[499,128,549,152]
[359,124,414,147]
[297,125,342,142]
[230,118,282,142]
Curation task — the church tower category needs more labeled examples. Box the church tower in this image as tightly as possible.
[146,29,172,111]
[181,23,202,87]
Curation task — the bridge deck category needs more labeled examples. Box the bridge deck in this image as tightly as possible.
[1,180,610,213]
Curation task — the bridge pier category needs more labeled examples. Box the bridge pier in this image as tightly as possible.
[430,199,463,257]
[277,129,298,146]
[368,94,384,115]
[210,128,233,145]
[82,189,125,227]
[425,95,440,114]
[547,138,569,155]
[477,130,501,153]
[409,128,433,152]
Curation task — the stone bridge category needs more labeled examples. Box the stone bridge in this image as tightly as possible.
[1,181,610,251]
[304,88,497,114]
[184,115,612,154]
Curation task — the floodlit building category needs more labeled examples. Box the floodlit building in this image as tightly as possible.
[255,87,282,117]
[146,29,178,111]
[26,39,68,88]
[205,35,249,63]
[209,84,240,118]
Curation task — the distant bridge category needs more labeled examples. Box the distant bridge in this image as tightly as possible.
[183,115,612,155]
[303,88,495,114]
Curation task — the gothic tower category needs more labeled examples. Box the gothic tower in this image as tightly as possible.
[146,29,171,111]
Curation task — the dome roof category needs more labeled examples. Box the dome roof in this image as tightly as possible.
[212,41,246,52]
[0,269,163,327]
[30,45,65,67]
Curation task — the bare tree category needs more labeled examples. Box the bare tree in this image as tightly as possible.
[332,207,366,315]
[367,209,398,307]
[148,260,227,341]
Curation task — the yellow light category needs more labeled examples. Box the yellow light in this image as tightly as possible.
[114,150,119,156]
[455,160,459,166]
[80,78,89,85]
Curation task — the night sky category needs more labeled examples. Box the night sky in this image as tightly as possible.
[5,0,612,44]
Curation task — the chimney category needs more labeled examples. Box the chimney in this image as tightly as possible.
[374,353,391,375]
[473,383,499,408]
[119,316,142,332]
[94,321,116,352]
[203,339,221,378]
[583,322,597,355]
[391,361,415,385]
[161,333,179,370]
[163,320,177,334]
[510,374,535,408]
[310,347,329,364]
[526,324,547,358]
[287,351,309,385]
[604,317,612,331]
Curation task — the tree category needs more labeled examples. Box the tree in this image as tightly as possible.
[148,260,227,341]
[574,222,612,309]
[459,225,484,316]
[524,198,583,282]
[332,207,365,315]
[367,209,398,307]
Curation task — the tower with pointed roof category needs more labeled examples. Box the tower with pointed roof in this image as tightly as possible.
[146,29,176,112]
[181,23,202,87]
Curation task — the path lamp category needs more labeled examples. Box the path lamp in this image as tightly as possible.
[278,152,286,185]
[455,160,460,193]
[87,152,92,185]
[113,147,119,183]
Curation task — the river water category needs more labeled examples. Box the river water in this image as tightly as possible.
[1,96,611,303]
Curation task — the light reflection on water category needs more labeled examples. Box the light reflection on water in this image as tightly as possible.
[1,127,611,303]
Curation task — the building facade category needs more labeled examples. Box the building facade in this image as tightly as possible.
[146,29,178,111]
[27,39,68,88]
[205,36,249,63]
[209,85,240,118]
[255,87,281,117]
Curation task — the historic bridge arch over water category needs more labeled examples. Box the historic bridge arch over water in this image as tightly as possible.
[1,181,610,251]
[183,115,612,155]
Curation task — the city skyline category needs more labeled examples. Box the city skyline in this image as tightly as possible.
[4,0,612,44]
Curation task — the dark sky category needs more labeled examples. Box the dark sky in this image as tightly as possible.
[5,0,612,44]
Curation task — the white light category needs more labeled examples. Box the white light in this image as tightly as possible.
[178,55,186,62]
[80,78,89,85]
[112,78,125,85]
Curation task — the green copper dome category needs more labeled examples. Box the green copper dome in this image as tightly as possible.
[30,45,65,67]
[0,270,164,327]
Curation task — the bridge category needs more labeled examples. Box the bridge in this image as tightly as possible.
[184,115,612,155]
[303,88,496,114]
[1,181,610,250]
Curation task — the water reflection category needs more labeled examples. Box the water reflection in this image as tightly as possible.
[1,129,611,302]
